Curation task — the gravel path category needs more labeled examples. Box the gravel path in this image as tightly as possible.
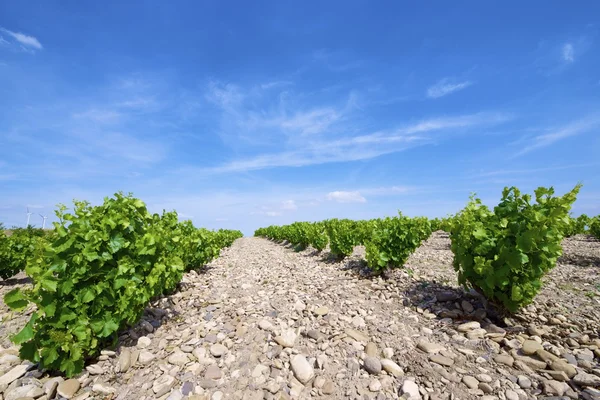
[1,233,599,400]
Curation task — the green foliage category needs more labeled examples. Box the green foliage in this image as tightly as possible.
[177,222,241,270]
[4,193,239,377]
[365,214,431,273]
[0,226,48,280]
[449,184,581,312]
[590,216,600,239]
[564,214,590,237]
[324,219,358,258]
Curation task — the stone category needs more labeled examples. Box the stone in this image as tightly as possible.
[517,375,532,389]
[274,330,297,348]
[549,360,577,378]
[543,370,569,381]
[43,377,64,398]
[204,364,222,380]
[363,357,382,375]
[461,300,474,313]
[137,336,152,348]
[322,380,335,394]
[85,363,104,375]
[251,364,269,378]
[573,372,600,387]
[494,354,514,366]
[457,321,480,332]
[210,344,227,357]
[139,350,155,364]
[258,320,274,331]
[521,340,542,355]
[429,354,454,367]
[382,348,394,359]
[543,379,567,396]
[153,375,176,397]
[168,351,190,366]
[365,342,378,357]
[505,389,519,400]
[290,355,314,384]
[0,364,31,386]
[314,306,329,316]
[5,384,43,400]
[380,359,403,377]
[479,382,493,394]
[166,390,185,400]
[57,379,81,399]
[369,379,381,392]
[417,341,445,354]
[401,380,421,399]
[92,382,116,394]
[462,376,478,389]
[345,329,369,343]
[118,349,132,373]
[435,291,459,302]
[476,374,492,383]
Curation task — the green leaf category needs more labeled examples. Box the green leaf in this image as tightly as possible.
[12,312,37,345]
[4,288,28,311]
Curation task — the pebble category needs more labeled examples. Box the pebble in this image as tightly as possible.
[153,375,176,396]
[417,340,445,354]
[274,329,297,348]
[137,336,152,348]
[204,364,222,380]
[462,375,478,389]
[363,356,382,374]
[57,379,81,399]
[139,350,155,364]
[92,382,116,394]
[210,344,228,357]
[429,354,454,367]
[517,375,532,389]
[457,321,480,332]
[290,354,314,384]
[401,380,421,399]
[369,379,382,391]
[380,359,403,377]
[0,364,31,386]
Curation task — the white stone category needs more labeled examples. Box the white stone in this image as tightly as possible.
[290,354,314,384]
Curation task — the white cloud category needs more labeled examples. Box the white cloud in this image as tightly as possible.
[0,28,42,50]
[562,43,574,62]
[361,186,413,196]
[280,108,341,135]
[326,191,366,203]
[427,79,473,99]
[515,116,600,156]
[280,200,297,210]
[199,112,510,173]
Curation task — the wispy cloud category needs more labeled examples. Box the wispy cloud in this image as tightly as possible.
[427,78,473,99]
[562,43,574,62]
[199,111,511,173]
[515,116,600,156]
[474,162,600,178]
[0,28,42,50]
[280,200,297,211]
[326,191,366,203]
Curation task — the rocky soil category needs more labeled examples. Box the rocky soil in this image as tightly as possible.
[1,232,599,400]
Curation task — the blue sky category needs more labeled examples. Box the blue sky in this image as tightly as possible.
[1,2,599,235]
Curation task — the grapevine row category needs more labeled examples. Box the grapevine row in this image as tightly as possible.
[2,192,242,377]
[256,184,597,313]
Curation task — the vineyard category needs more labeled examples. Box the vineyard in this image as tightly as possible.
[0,186,599,400]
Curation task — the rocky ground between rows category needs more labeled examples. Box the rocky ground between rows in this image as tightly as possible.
[1,232,599,400]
